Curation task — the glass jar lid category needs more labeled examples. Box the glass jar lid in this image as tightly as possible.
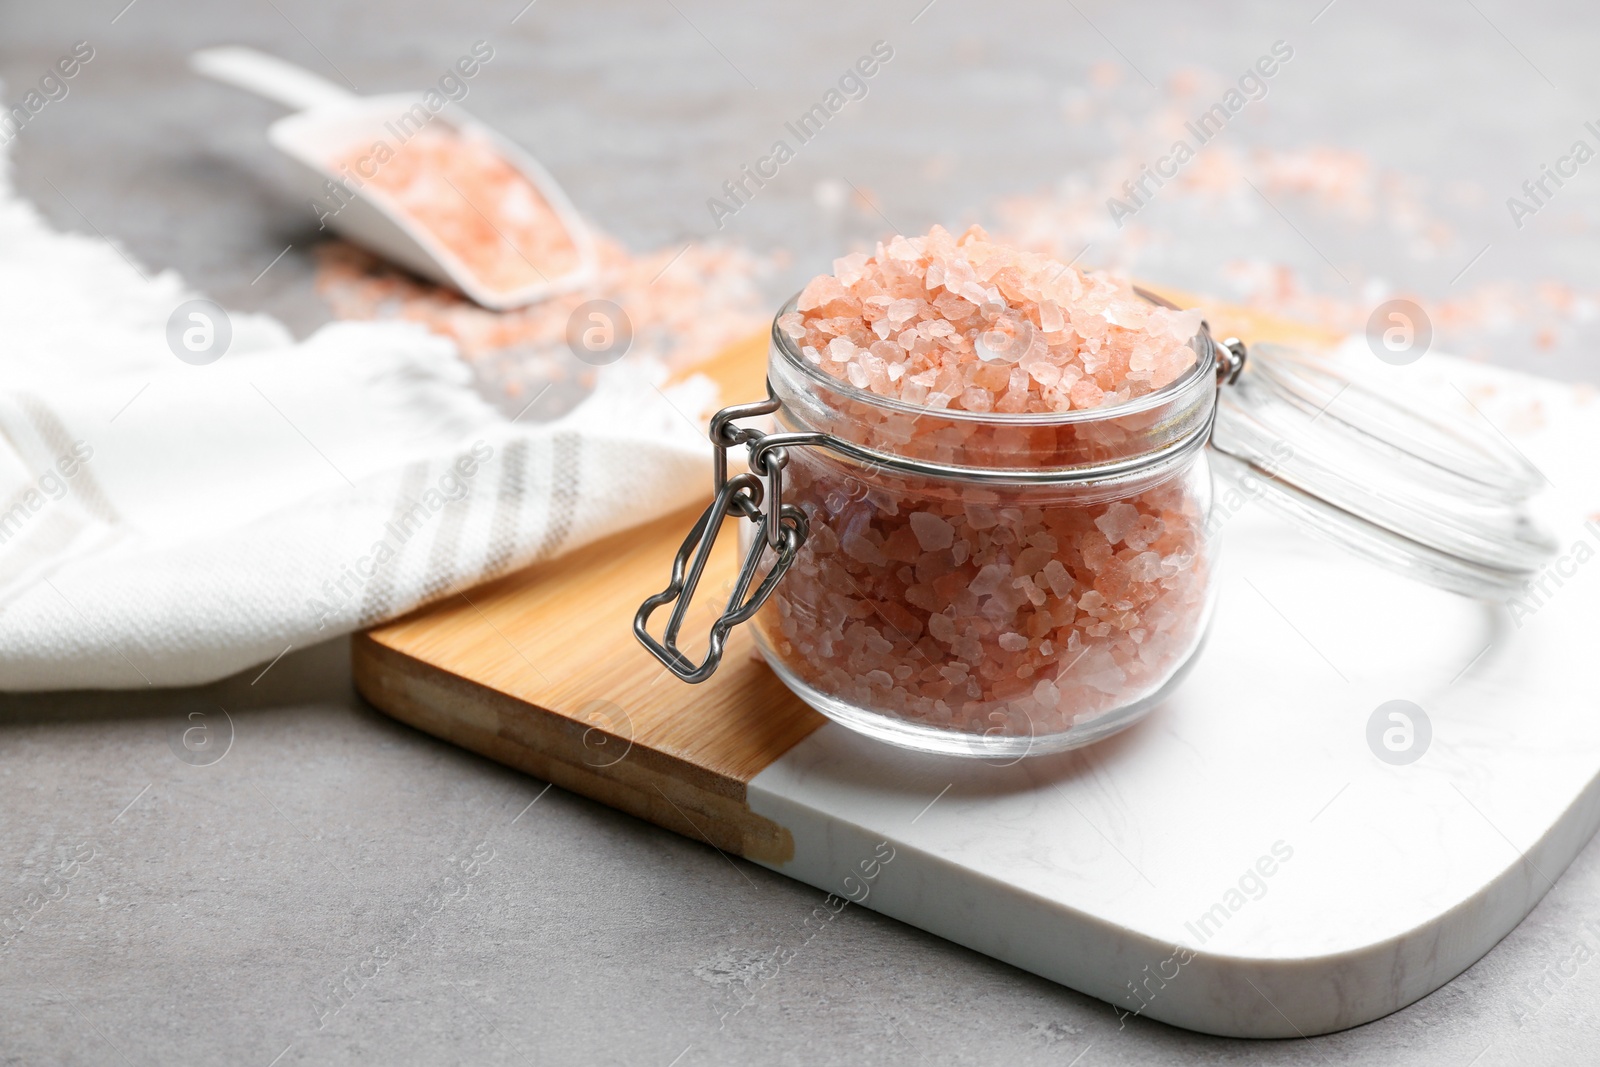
[1209,342,1558,599]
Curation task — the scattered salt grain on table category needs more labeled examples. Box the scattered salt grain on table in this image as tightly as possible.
[315,235,770,418]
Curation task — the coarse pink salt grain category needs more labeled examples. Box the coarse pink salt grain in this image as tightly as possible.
[333,127,581,295]
[754,427,1211,741]
[1094,501,1141,545]
[909,511,955,551]
[778,224,1201,415]
[314,229,769,417]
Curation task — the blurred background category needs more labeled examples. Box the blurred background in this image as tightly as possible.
[5,0,1597,386]
[3,2,1598,1065]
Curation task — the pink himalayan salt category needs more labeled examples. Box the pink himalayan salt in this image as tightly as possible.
[334,126,581,295]
[314,232,769,413]
[752,229,1214,741]
[753,451,1210,740]
[908,510,955,551]
[777,225,1202,415]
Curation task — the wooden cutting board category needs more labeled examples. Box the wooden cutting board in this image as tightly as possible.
[351,290,1338,865]
[352,293,1600,1037]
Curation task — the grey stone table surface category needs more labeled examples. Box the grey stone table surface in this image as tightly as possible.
[3,1,1599,1064]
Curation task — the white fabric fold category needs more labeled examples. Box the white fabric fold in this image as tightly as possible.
[0,153,715,690]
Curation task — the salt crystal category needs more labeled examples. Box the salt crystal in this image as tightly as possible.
[778,312,806,339]
[1027,531,1059,552]
[960,387,995,412]
[842,531,887,566]
[1013,545,1053,575]
[888,298,921,326]
[908,511,955,551]
[969,563,1009,596]
[1125,514,1164,552]
[1070,378,1105,409]
[833,252,871,287]
[1012,575,1047,606]
[964,504,999,530]
[1094,502,1140,545]
[1127,551,1164,583]
[1027,361,1063,388]
[1042,559,1074,599]
[998,632,1029,651]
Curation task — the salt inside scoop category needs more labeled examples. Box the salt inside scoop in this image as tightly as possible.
[332,126,581,295]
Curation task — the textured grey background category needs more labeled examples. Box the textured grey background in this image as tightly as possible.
[3,1,1599,1064]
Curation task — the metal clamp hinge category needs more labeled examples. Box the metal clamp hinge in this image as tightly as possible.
[633,389,813,683]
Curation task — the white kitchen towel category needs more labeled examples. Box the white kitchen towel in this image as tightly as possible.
[0,153,716,690]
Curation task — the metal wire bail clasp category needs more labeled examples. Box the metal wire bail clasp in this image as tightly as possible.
[633,389,811,683]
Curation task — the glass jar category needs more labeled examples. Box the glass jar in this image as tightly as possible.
[636,294,1556,758]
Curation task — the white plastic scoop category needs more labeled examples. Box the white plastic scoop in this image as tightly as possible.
[190,46,597,311]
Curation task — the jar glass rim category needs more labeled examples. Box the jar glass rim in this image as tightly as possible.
[769,289,1218,427]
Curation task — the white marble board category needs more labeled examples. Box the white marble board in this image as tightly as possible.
[745,346,1600,1038]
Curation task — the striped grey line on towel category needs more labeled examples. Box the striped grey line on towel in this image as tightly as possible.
[480,436,529,580]
[532,432,581,562]
[356,462,432,627]
[415,458,477,604]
